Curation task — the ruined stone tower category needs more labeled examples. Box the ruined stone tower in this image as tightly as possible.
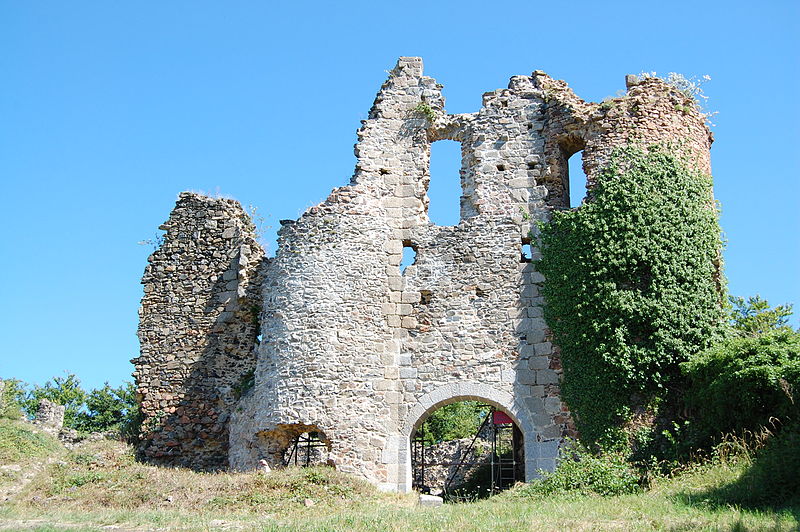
[135,57,713,491]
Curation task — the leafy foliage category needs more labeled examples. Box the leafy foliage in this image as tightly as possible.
[513,440,640,497]
[0,379,27,420]
[728,295,794,337]
[537,145,724,446]
[74,382,140,436]
[421,401,489,444]
[24,374,87,428]
[682,329,799,440]
[8,374,141,438]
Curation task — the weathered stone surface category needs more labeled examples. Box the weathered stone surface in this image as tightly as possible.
[32,399,64,435]
[134,193,265,469]
[134,57,714,491]
[418,494,444,507]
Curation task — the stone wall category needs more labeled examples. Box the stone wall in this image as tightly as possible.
[136,57,715,490]
[134,193,265,469]
[32,399,64,435]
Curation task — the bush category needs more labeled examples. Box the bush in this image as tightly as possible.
[75,382,140,437]
[537,145,725,446]
[682,329,799,441]
[0,379,26,420]
[512,441,640,498]
[24,374,87,428]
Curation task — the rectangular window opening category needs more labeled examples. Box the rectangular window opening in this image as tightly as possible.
[521,237,533,263]
[400,241,417,274]
[567,150,588,208]
[428,140,463,226]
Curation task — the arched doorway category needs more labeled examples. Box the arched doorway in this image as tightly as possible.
[411,402,524,498]
[397,383,539,494]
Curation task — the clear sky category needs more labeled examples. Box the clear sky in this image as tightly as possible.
[1,1,798,391]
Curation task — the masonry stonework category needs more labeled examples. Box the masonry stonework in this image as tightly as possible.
[134,194,264,468]
[134,58,713,490]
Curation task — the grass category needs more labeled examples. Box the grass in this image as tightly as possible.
[0,419,60,464]
[0,426,797,531]
[0,418,62,489]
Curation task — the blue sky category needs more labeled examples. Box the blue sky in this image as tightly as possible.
[1,1,798,391]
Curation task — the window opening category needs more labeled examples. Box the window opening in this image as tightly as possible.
[567,151,588,208]
[521,237,533,263]
[400,241,417,274]
[428,140,462,226]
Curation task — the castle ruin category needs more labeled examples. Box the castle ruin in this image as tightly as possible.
[134,57,713,492]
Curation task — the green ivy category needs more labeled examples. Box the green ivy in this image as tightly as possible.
[537,145,725,447]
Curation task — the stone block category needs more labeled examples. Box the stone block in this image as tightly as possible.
[399,367,417,379]
[418,494,443,507]
[536,369,559,385]
[516,369,536,385]
[533,342,552,356]
[401,316,417,329]
[528,356,549,370]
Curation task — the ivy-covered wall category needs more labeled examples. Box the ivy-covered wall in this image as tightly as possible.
[538,146,725,446]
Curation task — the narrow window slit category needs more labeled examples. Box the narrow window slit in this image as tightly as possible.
[567,151,588,208]
[400,241,417,274]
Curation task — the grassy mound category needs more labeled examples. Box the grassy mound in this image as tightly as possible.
[0,418,61,464]
[15,438,384,514]
[1,434,796,531]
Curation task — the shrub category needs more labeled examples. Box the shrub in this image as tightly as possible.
[682,329,799,441]
[512,441,640,497]
[0,379,26,420]
[74,382,140,437]
[24,373,87,428]
[537,145,725,446]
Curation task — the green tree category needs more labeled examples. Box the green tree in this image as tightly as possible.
[729,295,794,336]
[0,379,27,420]
[537,145,725,447]
[75,382,139,435]
[25,374,87,429]
[422,402,489,444]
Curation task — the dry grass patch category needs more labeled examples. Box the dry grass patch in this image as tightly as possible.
[11,438,396,517]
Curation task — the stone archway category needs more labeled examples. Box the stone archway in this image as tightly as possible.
[394,382,547,493]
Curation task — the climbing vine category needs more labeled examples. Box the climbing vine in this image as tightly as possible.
[537,145,725,447]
